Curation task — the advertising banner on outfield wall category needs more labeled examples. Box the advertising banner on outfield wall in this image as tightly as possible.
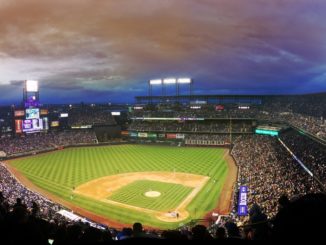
[166,134,177,139]
[121,131,129,136]
[176,134,185,139]
[147,133,157,138]
[158,133,165,138]
[138,132,148,138]
[129,132,138,137]
[238,186,248,216]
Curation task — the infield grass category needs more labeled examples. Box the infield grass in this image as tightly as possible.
[108,180,193,211]
[9,144,229,229]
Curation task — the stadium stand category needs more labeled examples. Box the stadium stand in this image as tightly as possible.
[0,94,326,242]
[67,106,117,127]
[1,131,326,242]
[231,134,319,220]
[129,93,326,140]
[0,130,97,156]
[280,129,326,186]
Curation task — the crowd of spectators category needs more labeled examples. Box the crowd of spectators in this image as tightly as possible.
[130,93,326,140]
[231,134,320,221]
[68,107,116,127]
[131,107,326,140]
[0,163,65,222]
[128,120,252,134]
[0,130,326,242]
[279,113,325,139]
[280,130,326,186]
[0,162,117,244]
[184,134,234,146]
[0,130,97,156]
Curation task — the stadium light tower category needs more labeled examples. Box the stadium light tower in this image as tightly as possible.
[148,77,193,104]
[149,79,162,104]
[23,80,40,108]
[177,78,191,84]
[177,78,193,99]
[163,78,177,98]
[163,78,177,84]
[149,79,162,85]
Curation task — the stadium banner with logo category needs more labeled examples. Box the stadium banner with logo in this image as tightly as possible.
[147,133,157,138]
[40,109,49,115]
[166,133,177,139]
[121,131,129,136]
[138,132,148,138]
[14,110,25,117]
[129,132,138,137]
[15,120,23,133]
[215,105,225,111]
[51,121,59,127]
[71,125,92,129]
[158,133,165,138]
[176,134,185,139]
[237,186,248,216]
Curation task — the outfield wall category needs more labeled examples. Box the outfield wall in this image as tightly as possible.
[4,141,129,160]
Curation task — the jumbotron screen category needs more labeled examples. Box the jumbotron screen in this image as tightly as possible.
[23,119,43,132]
[26,108,40,120]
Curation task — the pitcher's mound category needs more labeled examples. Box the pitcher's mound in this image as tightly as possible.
[145,191,161,197]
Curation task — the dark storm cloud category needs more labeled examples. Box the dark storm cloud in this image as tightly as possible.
[0,0,325,104]
[9,80,24,86]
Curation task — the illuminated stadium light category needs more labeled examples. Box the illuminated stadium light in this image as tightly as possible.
[239,106,250,109]
[60,113,68,118]
[190,106,201,109]
[26,80,39,92]
[149,79,162,85]
[177,78,191,84]
[163,78,177,84]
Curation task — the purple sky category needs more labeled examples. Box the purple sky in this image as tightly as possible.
[0,0,326,104]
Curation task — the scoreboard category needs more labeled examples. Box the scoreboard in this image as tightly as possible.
[14,108,49,134]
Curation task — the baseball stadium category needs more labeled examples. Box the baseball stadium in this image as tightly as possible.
[6,144,236,229]
[1,1,326,243]
[1,79,326,242]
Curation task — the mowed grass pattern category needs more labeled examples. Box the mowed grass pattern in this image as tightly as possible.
[108,180,193,211]
[10,145,228,229]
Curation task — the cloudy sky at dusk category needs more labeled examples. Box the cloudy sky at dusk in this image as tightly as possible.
[0,0,326,104]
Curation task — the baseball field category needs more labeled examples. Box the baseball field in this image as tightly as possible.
[7,144,236,229]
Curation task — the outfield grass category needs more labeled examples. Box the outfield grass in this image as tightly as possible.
[10,144,228,229]
[108,180,193,211]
